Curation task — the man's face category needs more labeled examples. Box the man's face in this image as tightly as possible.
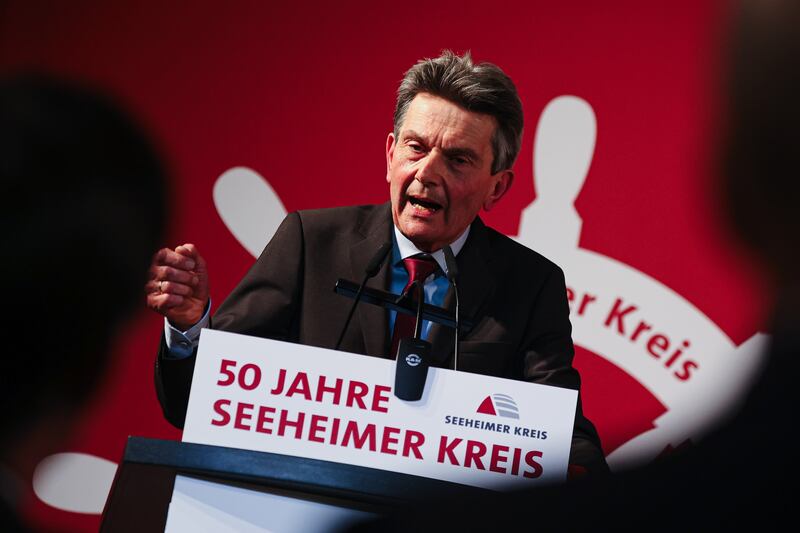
[386,93,513,252]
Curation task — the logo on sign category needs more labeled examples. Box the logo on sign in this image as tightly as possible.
[445,393,547,440]
[406,353,421,367]
[476,394,520,420]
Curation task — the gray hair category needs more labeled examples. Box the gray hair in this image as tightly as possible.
[393,50,524,174]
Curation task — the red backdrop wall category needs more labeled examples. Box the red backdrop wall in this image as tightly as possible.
[0,1,766,531]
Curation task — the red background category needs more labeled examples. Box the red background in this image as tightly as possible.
[0,1,767,531]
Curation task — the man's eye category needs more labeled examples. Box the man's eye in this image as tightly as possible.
[408,143,424,153]
[451,156,469,166]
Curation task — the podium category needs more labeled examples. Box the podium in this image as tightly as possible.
[103,329,578,531]
[101,436,487,532]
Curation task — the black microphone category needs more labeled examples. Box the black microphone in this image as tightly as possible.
[442,245,461,371]
[394,276,431,401]
[334,242,392,351]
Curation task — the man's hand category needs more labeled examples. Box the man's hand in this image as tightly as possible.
[146,243,209,331]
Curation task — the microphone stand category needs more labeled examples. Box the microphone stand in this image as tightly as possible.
[413,278,425,340]
[334,242,391,351]
[442,245,460,371]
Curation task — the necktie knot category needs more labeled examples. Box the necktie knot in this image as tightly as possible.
[403,255,438,287]
[391,254,438,357]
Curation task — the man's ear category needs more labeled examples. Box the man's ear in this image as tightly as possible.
[483,170,514,211]
[385,132,396,184]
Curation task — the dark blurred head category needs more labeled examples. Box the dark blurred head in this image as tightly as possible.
[723,0,800,285]
[0,75,167,456]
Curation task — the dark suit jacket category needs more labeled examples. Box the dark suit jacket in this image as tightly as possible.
[155,203,607,471]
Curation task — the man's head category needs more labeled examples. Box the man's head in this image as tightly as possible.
[0,75,167,472]
[723,0,800,286]
[386,51,523,252]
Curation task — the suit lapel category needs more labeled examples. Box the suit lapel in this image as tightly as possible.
[428,217,496,367]
[349,203,393,357]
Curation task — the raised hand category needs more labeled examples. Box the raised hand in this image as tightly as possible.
[146,243,209,330]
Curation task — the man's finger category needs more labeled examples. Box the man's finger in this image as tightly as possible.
[150,266,199,286]
[145,279,194,297]
[155,248,196,270]
[146,292,185,313]
[175,243,198,261]
[176,243,207,275]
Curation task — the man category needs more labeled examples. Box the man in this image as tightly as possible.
[349,3,800,530]
[147,51,607,473]
[1,75,167,532]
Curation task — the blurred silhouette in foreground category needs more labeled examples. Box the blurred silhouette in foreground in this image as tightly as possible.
[347,0,799,529]
[0,76,167,531]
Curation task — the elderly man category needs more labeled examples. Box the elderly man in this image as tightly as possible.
[147,51,607,473]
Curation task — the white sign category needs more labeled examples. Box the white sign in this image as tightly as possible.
[182,329,578,489]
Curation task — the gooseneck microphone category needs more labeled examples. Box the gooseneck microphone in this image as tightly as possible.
[442,245,460,371]
[334,242,392,351]
[413,278,425,339]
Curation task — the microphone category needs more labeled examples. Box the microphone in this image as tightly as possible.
[442,245,461,371]
[394,276,431,401]
[334,242,392,351]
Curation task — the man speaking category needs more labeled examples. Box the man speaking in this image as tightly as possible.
[146,51,607,474]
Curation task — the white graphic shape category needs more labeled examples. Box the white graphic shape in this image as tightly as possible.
[492,394,520,419]
[515,95,768,470]
[519,96,595,255]
[213,166,288,257]
[33,452,117,514]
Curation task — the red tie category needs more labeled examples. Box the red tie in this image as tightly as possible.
[390,255,439,357]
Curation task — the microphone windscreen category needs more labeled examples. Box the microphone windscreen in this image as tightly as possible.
[365,242,392,277]
[394,338,431,401]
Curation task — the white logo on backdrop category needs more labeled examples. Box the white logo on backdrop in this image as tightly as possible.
[514,96,766,468]
[33,95,767,515]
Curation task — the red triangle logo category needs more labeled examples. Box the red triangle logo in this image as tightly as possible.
[476,396,496,416]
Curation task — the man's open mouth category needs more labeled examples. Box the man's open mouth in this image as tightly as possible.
[408,196,443,212]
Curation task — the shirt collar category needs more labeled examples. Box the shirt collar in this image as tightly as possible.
[392,224,470,275]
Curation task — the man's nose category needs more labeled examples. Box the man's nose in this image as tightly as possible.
[415,149,445,186]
